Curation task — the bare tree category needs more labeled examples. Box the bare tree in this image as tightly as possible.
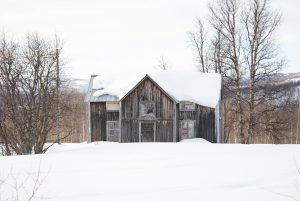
[0,161,46,201]
[0,35,18,155]
[209,0,246,143]
[189,0,289,144]
[210,26,225,74]
[188,18,209,72]
[0,33,65,154]
[242,0,284,143]
[157,56,170,70]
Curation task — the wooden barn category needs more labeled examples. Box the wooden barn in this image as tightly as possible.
[85,71,222,143]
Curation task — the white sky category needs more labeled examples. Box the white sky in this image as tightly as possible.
[0,0,299,79]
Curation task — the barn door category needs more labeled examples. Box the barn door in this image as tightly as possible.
[180,120,195,140]
[140,122,155,142]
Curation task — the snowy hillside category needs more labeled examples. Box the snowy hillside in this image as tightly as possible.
[273,72,300,84]
[69,78,89,93]
[70,72,300,95]
[1,141,300,201]
[243,72,300,89]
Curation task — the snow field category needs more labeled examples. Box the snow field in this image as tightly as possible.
[0,141,300,201]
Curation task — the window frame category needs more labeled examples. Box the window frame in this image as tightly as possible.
[106,120,120,142]
[179,101,196,111]
[179,119,195,140]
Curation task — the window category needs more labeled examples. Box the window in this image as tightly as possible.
[106,121,120,142]
[140,101,156,119]
[106,102,120,111]
[180,120,195,140]
[179,101,196,111]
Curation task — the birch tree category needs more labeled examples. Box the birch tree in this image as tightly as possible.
[189,0,287,143]
[188,18,209,72]
[209,0,246,143]
[242,0,284,143]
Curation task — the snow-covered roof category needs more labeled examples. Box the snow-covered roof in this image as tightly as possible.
[87,71,222,108]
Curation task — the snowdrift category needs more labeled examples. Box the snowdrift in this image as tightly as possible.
[0,142,300,201]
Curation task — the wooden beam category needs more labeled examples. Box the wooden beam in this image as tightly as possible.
[119,101,122,143]
[173,103,177,142]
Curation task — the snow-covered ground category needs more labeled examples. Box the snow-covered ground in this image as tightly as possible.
[1,140,300,201]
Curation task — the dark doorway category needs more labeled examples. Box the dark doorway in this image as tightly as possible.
[141,122,155,142]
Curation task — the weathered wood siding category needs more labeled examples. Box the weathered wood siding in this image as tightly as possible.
[121,77,175,142]
[121,119,139,142]
[90,77,216,143]
[179,104,216,142]
[90,102,106,141]
[156,120,173,142]
[106,111,119,121]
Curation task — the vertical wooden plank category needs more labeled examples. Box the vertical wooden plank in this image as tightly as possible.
[120,77,176,143]
[173,103,177,142]
[119,101,122,143]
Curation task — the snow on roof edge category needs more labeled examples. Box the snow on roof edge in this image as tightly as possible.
[89,71,222,108]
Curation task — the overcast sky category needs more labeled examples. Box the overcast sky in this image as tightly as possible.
[1,0,299,79]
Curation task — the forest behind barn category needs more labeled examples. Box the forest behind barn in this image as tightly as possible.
[188,0,300,144]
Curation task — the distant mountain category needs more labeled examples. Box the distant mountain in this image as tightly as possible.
[239,72,300,87]
[272,72,300,85]
[270,73,300,99]
[68,72,300,95]
[69,78,89,93]
[236,72,300,99]
[262,73,300,93]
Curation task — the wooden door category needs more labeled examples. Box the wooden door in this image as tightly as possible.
[106,121,120,142]
[180,120,195,140]
[141,122,155,142]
